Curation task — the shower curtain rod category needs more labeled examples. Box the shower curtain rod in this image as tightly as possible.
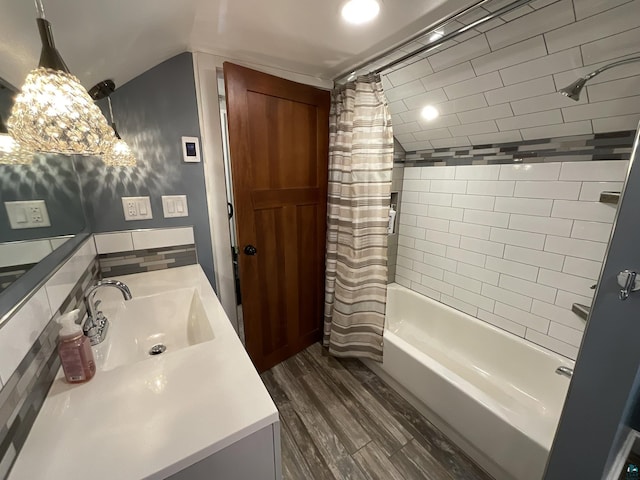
[334,0,534,84]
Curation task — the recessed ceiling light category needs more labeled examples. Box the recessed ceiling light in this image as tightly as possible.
[342,0,380,25]
[421,105,440,121]
[429,31,444,43]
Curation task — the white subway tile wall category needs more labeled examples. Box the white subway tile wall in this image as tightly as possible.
[94,227,195,253]
[382,0,640,152]
[394,161,626,359]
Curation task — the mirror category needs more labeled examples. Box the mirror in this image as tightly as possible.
[0,77,88,314]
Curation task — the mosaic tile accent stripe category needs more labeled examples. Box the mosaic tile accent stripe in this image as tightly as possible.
[0,265,36,295]
[98,244,197,278]
[402,130,635,167]
[0,258,100,479]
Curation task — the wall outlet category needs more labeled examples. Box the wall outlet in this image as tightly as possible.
[121,196,153,221]
[5,200,51,229]
[161,195,189,218]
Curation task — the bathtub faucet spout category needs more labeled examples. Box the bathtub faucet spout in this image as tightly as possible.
[556,366,573,378]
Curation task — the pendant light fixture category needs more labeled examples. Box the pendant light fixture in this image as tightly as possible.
[89,80,137,168]
[0,116,32,165]
[7,0,114,156]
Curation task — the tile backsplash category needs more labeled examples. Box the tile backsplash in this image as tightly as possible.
[94,227,197,277]
[0,239,99,478]
[394,160,625,359]
[99,245,197,277]
[0,236,75,294]
[0,265,34,295]
[0,226,200,478]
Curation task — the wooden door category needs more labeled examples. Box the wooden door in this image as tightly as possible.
[223,63,330,372]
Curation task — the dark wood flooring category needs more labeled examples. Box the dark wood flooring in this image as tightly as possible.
[261,342,494,480]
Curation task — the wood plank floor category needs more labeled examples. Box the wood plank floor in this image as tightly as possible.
[261,342,494,480]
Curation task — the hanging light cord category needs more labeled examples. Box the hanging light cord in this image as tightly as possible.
[107,97,115,124]
[107,96,122,139]
[34,0,46,19]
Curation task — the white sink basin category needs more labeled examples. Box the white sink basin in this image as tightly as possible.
[94,288,214,371]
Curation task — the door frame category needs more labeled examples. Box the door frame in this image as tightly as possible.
[191,52,332,330]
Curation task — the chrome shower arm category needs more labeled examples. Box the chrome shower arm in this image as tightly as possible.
[585,56,640,81]
[560,56,640,101]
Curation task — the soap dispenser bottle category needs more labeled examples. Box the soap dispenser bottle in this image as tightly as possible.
[57,309,96,383]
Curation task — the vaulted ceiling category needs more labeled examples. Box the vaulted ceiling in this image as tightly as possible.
[0,0,473,90]
[381,0,640,152]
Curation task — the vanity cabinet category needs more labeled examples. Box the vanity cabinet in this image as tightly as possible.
[167,423,282,480]
[7,266,281,480]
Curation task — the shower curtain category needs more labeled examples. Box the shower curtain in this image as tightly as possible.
[323,74,394,362]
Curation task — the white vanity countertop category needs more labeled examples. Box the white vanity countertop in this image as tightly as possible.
[9,265,279,480]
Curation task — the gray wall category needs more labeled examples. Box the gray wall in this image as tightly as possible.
[75,53,216,289]
[1,79,86,242]
[0,83,13,122]
[0,155,86,242]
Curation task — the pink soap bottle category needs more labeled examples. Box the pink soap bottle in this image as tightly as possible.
[57,309,96,383]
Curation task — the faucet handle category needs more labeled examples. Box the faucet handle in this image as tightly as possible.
[556,366,574,378]
[95,312,107,329]
[617,270,640,301]
[82,315,97,335]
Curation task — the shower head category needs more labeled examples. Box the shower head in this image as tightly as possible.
[559,77,588,101]
[558,56,640,101]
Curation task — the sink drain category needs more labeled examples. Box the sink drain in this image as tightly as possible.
[149,344,167,356]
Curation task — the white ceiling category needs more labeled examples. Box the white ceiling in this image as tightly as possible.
[0,0,474,90]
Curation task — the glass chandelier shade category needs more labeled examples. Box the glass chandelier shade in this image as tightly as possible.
[6,15,115,156]
[0,115,32,165]
[103,136,137,167]
[7,68,115,156]
[0,133,33,165]
[89,83,137,168]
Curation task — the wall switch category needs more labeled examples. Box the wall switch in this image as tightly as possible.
[5,200,51,229]
[162,195,189,218]
[122,196,153,221]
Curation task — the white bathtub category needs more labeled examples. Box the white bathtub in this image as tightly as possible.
[363,283,574,480]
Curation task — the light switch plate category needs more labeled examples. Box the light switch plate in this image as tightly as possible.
[162,195,189,218]
[181,136,201,163]
[5,200,51,229]
[122,196,153,221]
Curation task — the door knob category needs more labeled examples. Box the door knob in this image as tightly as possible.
[244,245,257,256]
[617,270,640,301]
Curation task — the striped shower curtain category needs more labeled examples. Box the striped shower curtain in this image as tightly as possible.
[323,74,394,362]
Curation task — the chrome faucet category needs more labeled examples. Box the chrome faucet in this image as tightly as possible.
[556,366,574,378]
[83,280,132,345]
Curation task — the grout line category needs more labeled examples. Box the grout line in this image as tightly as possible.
[574,0,634,21]
[569,0,578,22]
